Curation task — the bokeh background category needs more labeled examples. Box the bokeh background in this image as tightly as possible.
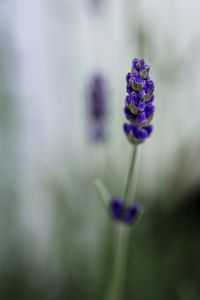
[1,0,200,299]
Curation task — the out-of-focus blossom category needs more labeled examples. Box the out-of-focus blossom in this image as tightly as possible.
[87,74,108,142]
[110,196,142,225]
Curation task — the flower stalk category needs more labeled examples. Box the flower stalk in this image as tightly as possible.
[123,145,138,205]
[105,225,130,300]
[94,58,156,300]
[106,57,155,299]
[105,145,138,300]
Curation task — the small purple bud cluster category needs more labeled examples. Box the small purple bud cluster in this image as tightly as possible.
[88,74,107,141]
[110,197,142,225]
[123,58,155,144]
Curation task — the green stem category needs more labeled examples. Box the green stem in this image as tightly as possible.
[105,225,130,300]
[105,146,139,300]
[123,145,138,204]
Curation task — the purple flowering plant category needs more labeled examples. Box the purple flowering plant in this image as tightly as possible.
[95,58,156,300]
[109,58,155,226]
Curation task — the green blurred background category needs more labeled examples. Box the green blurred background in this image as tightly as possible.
[0,0,200,299]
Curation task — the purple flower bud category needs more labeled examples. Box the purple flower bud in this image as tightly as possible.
[123,123,132,136]
[132,125,149,141]
[144,78,155,102]
[145,103,156,120]
[125,93,146,114]
[145,124,153,136]
[136,112,146,124]
[124,105,155,127]
[110,197,123,220]
[123,123,153,144]
[124,107,135,122]
[123,203,142,224]
[129,73,145,91]
[132,58,145,71]
[110,197,143,225]
[126,72,131,84]
[139,64,150,79]
[123,58,156,144]
[138,89,146,100]
[126,83,133,94]
[147,94,155,105]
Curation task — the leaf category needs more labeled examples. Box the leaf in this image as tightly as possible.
[94,178,111,209]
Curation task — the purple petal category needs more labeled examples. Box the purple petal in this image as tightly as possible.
[123,203,142,224]
[110,197,123,220]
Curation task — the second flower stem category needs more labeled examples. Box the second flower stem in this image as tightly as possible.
[105,145,139,300]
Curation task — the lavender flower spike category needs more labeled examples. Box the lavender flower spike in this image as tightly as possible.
[124,58,156,144]
[101,58,156,300]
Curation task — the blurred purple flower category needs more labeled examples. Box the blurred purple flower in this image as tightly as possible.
[88,74,108,142]
[110,197,142,225]
[124,58,156,144]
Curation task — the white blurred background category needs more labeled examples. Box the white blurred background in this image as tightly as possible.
[1,0,200,273]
